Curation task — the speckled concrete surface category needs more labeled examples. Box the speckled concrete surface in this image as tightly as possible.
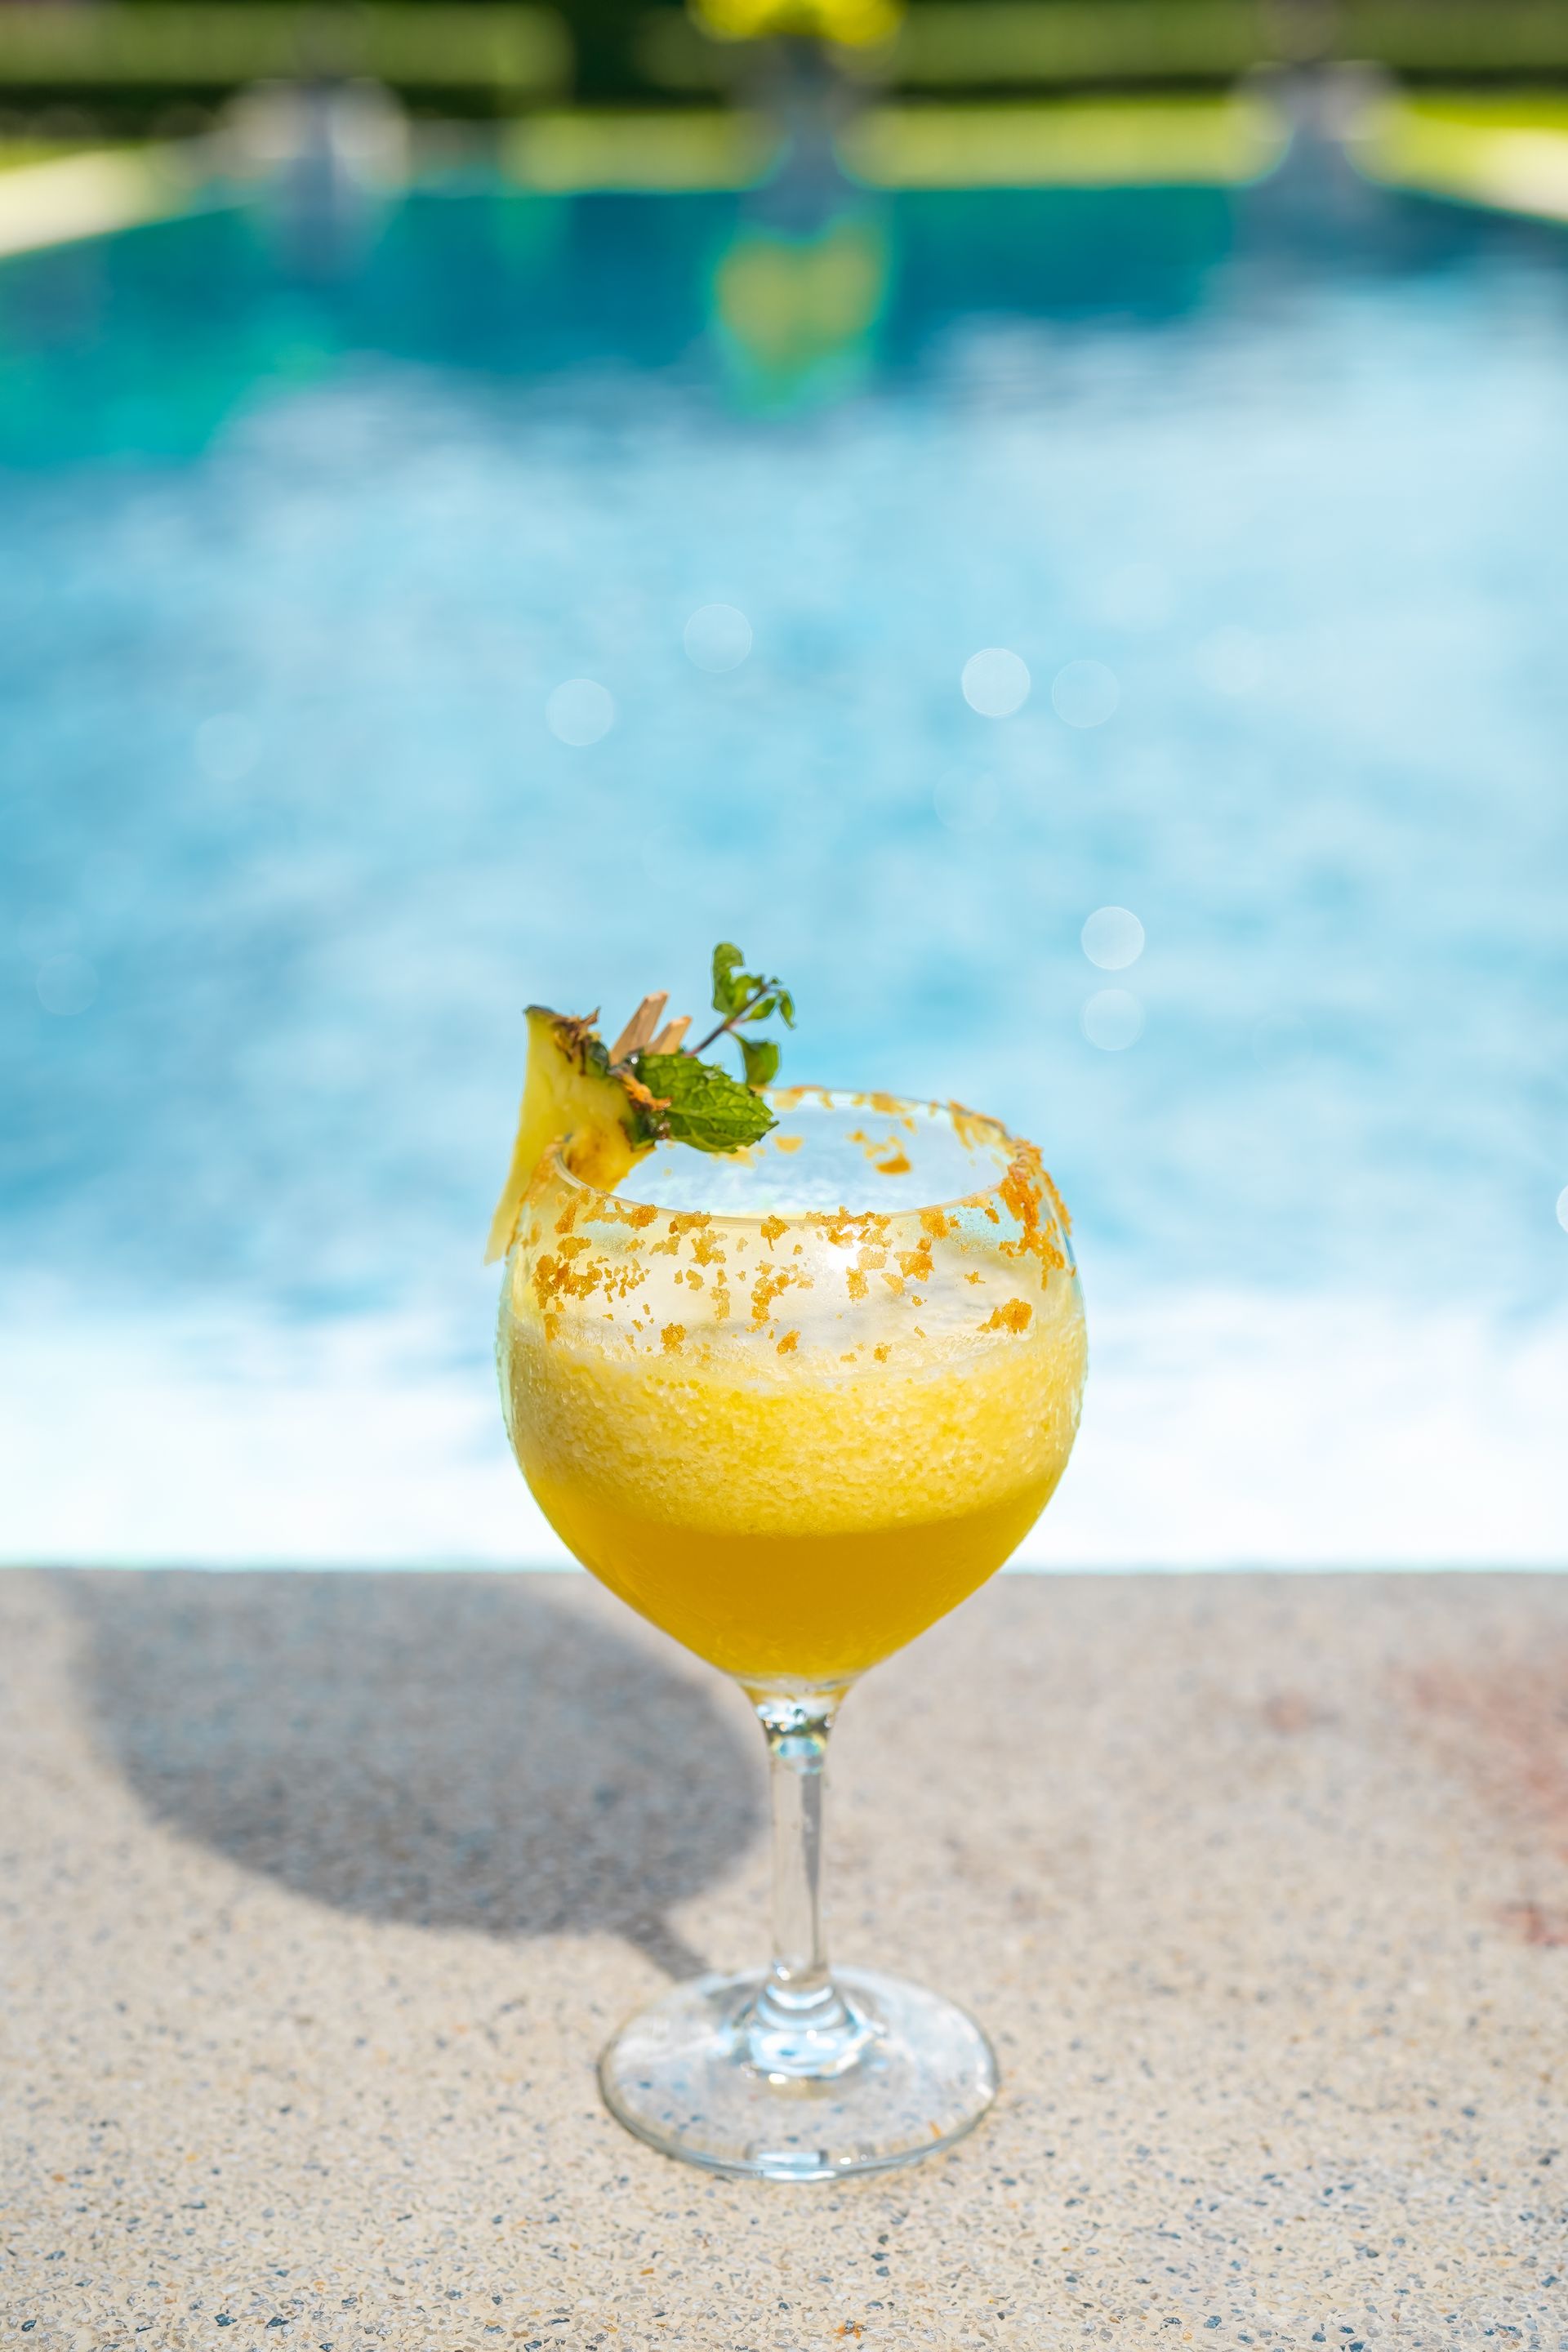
[2,1570,1566,2350]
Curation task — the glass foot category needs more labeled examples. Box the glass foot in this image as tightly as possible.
[599,1966,998,2181]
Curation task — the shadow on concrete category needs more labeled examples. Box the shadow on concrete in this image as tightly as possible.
[66,1570,761,1978]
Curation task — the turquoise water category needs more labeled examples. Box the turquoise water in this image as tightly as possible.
[2,164,1566,1565]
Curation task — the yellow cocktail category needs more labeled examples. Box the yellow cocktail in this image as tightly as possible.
[501,1107,1085,1683]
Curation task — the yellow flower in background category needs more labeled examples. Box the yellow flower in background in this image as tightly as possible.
[693,0,902,51]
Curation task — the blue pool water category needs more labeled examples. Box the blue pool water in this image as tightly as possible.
[2,156,1566,1565]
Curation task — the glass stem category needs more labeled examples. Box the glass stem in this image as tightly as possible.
[749,1694,856,2058]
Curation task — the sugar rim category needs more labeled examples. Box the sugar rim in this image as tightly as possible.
[537,1086,1031,1233]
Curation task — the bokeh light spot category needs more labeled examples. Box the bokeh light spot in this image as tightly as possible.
[684,604,753,673]
[195,713,260,782]
[1052,659,1120,728]
[932,771,999,833]
[1082,988,1144,1051]
[1081,906,1144,969]
[546,679,615,746]
[1557,1184,1568,1236]
[36,953,99,1017]
[961,647,1030,718]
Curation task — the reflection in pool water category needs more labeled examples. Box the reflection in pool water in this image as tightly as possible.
[2,161,1566,1566]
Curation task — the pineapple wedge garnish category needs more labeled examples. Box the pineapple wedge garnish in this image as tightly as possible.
[485,951,795,1264]
[483,1006,654,1263]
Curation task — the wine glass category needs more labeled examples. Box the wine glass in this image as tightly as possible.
[497,1088,1086,2179]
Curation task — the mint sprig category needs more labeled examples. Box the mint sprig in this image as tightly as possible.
[637,1051,777,1153]
[706,942,795,1034]
[612,940,795,1156]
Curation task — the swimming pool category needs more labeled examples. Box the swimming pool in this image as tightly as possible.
[3,154,1566,1565]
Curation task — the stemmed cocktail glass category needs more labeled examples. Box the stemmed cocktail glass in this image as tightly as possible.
[497,1088,1085,2179]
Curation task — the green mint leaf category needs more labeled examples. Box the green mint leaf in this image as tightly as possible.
[639,1051,777,1153]
[739,1036,780,1090]
[777,988,795,1028]
[711,942,749,1018]
[744,994,776,1025]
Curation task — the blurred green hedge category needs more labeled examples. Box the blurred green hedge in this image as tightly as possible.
[0,1,1564,120]
[0,6,571,114]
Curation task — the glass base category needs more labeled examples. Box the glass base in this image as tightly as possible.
[598,1965,998,2181]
